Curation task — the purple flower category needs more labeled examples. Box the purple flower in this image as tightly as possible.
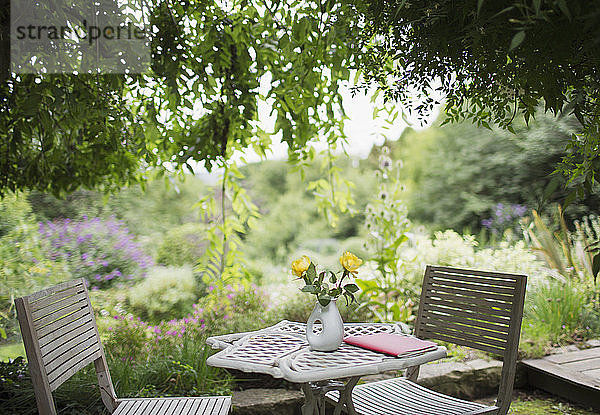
[512,204,528,217]
[481,219,493,229]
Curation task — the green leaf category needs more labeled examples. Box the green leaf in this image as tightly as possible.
[477,0,484,16]
[345,292,356,305]
[318,294,333,307]
[301,285,318,293]
[355,278,378,291]
[344,283,360,293]
[557,0,571,21]
[592,253,600,284]
[307,262,317,281]
[563,191,577,211]
[329,271,337,283]
[510,31,526,50]
[533,0,541,14]
[543,176,561,201]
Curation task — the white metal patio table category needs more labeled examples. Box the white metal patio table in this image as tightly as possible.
[206,320,447,415]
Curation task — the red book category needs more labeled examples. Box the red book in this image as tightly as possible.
[344,333,437,357]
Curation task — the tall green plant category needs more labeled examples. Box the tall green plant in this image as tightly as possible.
[195,163,260,287]
[528,207,599,284]
[305,146,356,229]
[356,148,415,322]
[526,279,587,343]
[575,215,600,285]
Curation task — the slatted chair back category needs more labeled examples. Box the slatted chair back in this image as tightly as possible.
[15,278,117,415]
[409,265,527,415]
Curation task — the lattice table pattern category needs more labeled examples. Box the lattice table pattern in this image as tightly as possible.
[219,333,307,366]
[206,320,446,383]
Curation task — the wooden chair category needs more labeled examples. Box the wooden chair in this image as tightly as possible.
[327,265,527,415]
[15,278,231,415]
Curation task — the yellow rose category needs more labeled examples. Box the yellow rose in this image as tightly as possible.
[292,255,311,277]
[340,251,362,273]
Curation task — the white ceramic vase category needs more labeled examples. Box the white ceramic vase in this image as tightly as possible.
[306,299,344,351]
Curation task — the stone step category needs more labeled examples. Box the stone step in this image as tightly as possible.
[232,388,303,415]
[231,358,517,415]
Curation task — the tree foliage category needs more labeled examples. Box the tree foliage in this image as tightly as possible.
[349,0,600,191]
[0,0,361,196]
[393,113,600,231]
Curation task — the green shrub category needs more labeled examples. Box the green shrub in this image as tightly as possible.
[400,230,550,286]
[195,283,272,336]
[271,294,373,323]
[0,357,107,414]
[37,217,153,290]
[0,223,72,341]
[128,266,197,323]
[520,320,553,358]
[96,284,272,398]
[156,223,208,266]
[0,193,33,237]
[242,191,329,264]
[358,149,415,323]
[525,279,587,343]
[582,303,600,337]
[106,334,231,399]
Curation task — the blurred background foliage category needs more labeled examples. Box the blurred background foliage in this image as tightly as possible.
[386,113,600,232]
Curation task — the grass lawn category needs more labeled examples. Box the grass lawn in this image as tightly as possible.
[0,342,25,361]
[510,397,597,414]
[477,390,599,415]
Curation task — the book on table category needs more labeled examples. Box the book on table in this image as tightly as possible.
[343,333,437,358]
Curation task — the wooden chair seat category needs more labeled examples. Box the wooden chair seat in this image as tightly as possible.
[326,377,498,415]
[113,396,231,415]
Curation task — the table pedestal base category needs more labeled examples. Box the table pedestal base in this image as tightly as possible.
[300,377,359,415]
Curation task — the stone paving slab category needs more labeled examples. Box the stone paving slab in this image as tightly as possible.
[231,359,507,414]
[232,388,304,415]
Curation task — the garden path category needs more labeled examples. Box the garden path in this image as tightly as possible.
[522,345,600,409]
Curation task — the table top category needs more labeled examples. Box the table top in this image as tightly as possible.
[206,320,447,383]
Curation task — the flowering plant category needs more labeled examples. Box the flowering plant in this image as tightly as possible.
[291,251,362,306]
[38,216,153,290]
[481,203,528,237]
